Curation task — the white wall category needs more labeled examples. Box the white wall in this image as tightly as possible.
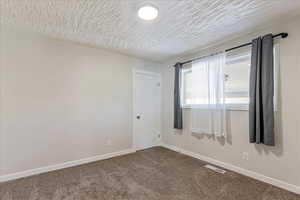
[162,16,300,188]
[0,26,161,176]
[0,24,5,176]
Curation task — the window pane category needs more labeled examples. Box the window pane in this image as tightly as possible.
[183,70,193,105]
[225,53,251,105]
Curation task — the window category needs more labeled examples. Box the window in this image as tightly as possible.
[182,44,279,110]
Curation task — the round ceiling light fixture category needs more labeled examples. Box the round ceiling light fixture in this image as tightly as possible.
[138,5,158,21]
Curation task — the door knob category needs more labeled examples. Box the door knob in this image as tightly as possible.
[136,115,141,119]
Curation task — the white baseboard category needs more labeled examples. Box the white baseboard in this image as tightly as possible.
[160,143,300,195]
[1,144,299,195]
[0,148,135,183]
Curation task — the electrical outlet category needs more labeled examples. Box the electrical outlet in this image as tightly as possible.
[106,139,112,146]
[242,152,249,160]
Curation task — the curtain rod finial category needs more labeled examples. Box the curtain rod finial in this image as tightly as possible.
[282,33,288,38]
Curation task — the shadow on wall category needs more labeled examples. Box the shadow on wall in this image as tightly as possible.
[189,109,283,157]
[189,110,283,157]
[191,111,233,146]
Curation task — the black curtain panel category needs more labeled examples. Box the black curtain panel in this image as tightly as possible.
[174,63,183,129]
[249,34,275,146]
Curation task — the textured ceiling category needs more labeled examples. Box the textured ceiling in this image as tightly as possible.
[2,0,300,61]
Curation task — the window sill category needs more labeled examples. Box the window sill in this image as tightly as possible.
[182,104,249,111]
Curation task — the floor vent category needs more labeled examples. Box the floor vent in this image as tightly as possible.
[204,164,226,174]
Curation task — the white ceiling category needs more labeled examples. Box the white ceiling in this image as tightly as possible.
[2,0,300,62]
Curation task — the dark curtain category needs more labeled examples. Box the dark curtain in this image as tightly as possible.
[174,63,183,129]
[249,34,275,146]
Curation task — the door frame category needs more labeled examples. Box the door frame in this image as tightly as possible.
[132,69,161,151]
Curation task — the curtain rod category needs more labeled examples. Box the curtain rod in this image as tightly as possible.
[176,32,288,66]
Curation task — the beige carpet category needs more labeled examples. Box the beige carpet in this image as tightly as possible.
[0,147,299,200]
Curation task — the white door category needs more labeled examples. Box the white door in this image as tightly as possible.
[133,70,161,151]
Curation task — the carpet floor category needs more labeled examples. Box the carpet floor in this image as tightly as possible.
[0,147,299,200]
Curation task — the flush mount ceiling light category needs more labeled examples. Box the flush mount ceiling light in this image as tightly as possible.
[138,5,158,21]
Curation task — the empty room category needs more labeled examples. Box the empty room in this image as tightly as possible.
[1,0,300,199]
